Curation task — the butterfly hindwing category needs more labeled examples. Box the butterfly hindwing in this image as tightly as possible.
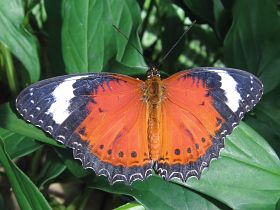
[16,73,152,184]
[156,67,263,181]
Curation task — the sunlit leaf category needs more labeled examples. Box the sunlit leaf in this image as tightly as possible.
[0,0,40,83]
[62,0,146,74]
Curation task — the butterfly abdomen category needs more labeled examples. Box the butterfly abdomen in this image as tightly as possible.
[144,75,165,160]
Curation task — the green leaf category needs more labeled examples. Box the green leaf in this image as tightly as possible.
[0,103,63,147]
[44,0,66,77]
[36,149,66,188]
[158,0,185,73]
[0,128,42,159]
[185,122,280,210]
[0,137,51,210]
[104,60,147,78]
[88,176,220,210]
[0,195,5,210]
[62,0,145,74]
[0,0,40,83]
[224,0,280,93]
[245,87,280,156]
[182,0,215,24]
[55,148,91,178]
[114,202,145,210]
[276,198,280,210]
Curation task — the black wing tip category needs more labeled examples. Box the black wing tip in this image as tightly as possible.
[191,67,264,89]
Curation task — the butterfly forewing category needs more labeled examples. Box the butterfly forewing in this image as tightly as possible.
[157,67,263,181]
[16,73,152,184]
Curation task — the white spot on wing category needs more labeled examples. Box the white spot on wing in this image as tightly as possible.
[46,76,88,124]
[210,70,242,112]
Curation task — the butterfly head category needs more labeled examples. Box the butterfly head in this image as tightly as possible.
[146,66,160,79]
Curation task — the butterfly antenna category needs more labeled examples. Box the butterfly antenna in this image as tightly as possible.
[112,24,144,57]
[158,20,197,67]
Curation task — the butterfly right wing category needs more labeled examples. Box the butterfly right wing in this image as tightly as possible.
[156,67,263,181]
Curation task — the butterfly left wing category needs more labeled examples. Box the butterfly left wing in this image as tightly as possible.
[16,73,152,184]
[156,67,263,181]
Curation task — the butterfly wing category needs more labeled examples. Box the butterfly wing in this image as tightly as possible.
[16,73,152,184]
[156,67,263,181]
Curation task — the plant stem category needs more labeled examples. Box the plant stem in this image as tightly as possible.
[0,43,18,97]
[140,0,155,38]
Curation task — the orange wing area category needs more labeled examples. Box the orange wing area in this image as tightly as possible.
[157,71,224,181]
[71,74,152,184]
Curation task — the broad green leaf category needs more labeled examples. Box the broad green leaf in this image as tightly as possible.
[182,0,214,25]
[277,198,280,210]
[106,60,148,78]
[88,176,220,210]
[158,0,185,74]
[212,0,232,40]
[0,137,51,210]
[114,202,145,210]
[245,87,280,156]
[184,122,280,210]
[62,0,145,74]
[44,0,66,76]
[55,148,91,178]
[0,128,42,159]
[0,103,62,147]
[253,88,280,138]
[0,0,40,83]
[224,0,280,93]
[36,149,66,188]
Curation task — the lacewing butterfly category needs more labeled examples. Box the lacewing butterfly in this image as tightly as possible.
[16,66,263,184]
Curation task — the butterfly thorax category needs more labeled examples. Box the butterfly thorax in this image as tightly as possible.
[144,67,165,160]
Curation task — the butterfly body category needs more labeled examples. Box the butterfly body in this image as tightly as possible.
[144,67,165,160]
[16,67,263,184]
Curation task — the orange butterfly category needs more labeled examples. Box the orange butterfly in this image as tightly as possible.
[16,67,263,184]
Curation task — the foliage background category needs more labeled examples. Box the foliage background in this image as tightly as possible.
[0,0,280,209]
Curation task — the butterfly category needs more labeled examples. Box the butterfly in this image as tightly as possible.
[16,67,263,184]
